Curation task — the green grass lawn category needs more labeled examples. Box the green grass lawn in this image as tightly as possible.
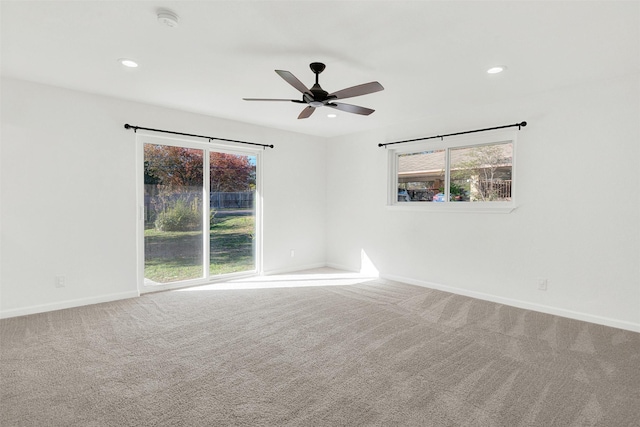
[144,214,255,283]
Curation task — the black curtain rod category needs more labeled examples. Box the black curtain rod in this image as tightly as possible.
[124,124,274,149]
[378,121,527,148]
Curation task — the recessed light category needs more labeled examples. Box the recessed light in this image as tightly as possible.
[487,65,507,74]
[119,58,138,68]
[327,114,337,118]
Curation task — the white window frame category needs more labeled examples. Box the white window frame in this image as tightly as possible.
[135,132,263,293]
[387,130,517,213]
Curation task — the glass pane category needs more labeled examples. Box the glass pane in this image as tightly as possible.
[210,153,256,275]
[450,142,512,202]
[143,144,204,283]
[397,150,446,202]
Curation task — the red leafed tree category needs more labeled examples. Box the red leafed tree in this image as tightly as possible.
[210,152,255,192]
[144,145,203,190]
[144,145,254,192]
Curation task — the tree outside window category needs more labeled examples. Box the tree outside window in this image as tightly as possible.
[450,143,512,202]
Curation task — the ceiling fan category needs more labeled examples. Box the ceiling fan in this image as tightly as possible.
[243,62,384,119]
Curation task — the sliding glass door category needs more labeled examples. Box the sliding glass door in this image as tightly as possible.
[143,145,205,283]
[140,136,259,288]
[209,151,256,276]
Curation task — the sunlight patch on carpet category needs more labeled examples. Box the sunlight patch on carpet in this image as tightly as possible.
[173,269,377,292]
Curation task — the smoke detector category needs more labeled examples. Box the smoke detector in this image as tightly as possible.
[157,10,179,28]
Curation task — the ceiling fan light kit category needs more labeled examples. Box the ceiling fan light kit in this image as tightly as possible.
[244,62,384,119]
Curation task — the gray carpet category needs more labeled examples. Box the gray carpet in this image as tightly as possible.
[1,272,639,426]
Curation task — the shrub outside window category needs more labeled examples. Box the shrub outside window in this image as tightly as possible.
[390,133,516,212]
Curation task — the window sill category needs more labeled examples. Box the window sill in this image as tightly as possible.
[386,202,516,214]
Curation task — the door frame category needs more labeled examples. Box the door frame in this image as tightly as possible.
[135,132,263,293]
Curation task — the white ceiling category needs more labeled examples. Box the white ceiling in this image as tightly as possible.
[2,1,639,138]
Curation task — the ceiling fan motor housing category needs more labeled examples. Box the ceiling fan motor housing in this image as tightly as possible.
[309,84,330,106]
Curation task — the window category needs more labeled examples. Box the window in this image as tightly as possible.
[389,131,516,212]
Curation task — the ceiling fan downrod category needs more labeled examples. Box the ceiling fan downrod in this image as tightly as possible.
[308,62,328,107]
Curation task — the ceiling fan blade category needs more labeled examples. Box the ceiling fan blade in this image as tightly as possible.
[327,102,375,116]
[298,106,315,119]
[328,81,384,100]
[275,70,311,95]
[243,98,297,102]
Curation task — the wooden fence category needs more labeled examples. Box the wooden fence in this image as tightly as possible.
[210,192,254,209]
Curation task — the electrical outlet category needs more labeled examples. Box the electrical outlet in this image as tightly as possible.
[537,278,548,291]
[290,250,295,258]
[55,275,66,288]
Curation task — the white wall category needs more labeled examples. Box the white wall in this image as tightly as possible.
[3,74,639,332]
[0,77,326,317]
[326,73,640,332]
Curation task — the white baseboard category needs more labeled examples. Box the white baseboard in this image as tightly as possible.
[382,273,640,333]
[0,290,140,319]
[262,262,328,276]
